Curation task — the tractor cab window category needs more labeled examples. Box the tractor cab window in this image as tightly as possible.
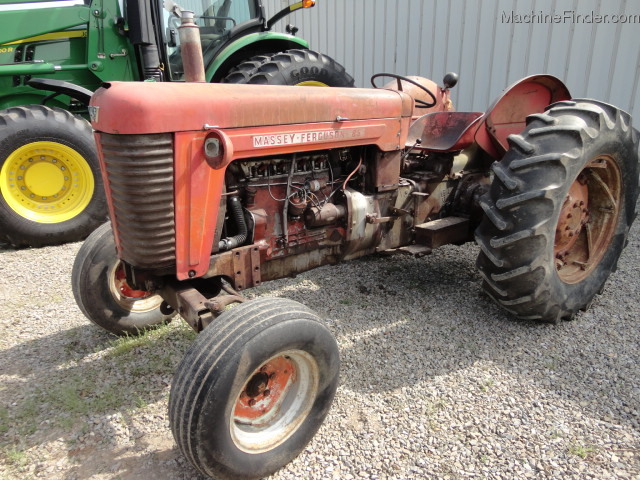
[164,0,259,80]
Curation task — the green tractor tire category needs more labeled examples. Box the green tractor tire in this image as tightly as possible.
[223,49,354,87]
[0,105,107,247]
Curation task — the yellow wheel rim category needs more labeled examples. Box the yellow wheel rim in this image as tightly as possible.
[0,141,94,223]
[295,81,329,87]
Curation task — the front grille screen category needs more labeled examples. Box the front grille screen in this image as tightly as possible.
[100,133,176,269]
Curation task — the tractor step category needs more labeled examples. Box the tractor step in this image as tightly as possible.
[414,216,470,249]
[395,244,433,257]
[377,244,432,257]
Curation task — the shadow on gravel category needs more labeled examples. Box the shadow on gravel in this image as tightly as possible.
[0,321,203,479]
[1,232,638,478]
[268,247,640,434]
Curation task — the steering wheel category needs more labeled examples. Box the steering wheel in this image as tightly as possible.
[371,73,437,108]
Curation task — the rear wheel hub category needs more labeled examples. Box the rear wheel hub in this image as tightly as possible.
[554,155,621,283]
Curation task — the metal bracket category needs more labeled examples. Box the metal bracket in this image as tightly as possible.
[109,49,128,59]
[159,281,213,332]
[231,245,262,290]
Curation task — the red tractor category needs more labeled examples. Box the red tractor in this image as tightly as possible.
[72,50,638,478]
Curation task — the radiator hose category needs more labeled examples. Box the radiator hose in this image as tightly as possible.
[218,195,248,251]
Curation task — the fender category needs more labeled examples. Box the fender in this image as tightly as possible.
[475,74,571,158]
[27,78,93,106]
[206,32,309,82]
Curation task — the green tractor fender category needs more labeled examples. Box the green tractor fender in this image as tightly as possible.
[206,32,309,83]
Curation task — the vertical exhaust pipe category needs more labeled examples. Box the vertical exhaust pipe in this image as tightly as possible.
[177,10,206,82]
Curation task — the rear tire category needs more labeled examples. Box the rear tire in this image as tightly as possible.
[169,297,340,480]
[72,222,175,335]
[227,49,354,87]
[222,54,272,83]
[475,99,639,322]
[0,105,107,247]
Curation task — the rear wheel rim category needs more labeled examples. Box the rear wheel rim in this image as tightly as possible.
[231,350,319,454]
[295,81,328,87]
[554,155,622,284]
[0,141,94,223]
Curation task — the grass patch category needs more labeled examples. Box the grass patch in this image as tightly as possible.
[107,331,159,357]
[134,395,147,410]
[568,443,597,459]
[480,378,495,392]
[4,446,28,468]
[103,321,195,358]
[1,321,197,445]
[0,406,9,434]
[12,397,40,436]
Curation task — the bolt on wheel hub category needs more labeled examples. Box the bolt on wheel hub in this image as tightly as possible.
[231,350,319,454]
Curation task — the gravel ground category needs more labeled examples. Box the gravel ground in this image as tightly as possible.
[1,211,639,480]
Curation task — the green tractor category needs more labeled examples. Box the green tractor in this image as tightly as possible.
[0,0,353,247]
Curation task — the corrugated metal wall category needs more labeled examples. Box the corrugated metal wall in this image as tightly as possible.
[263,0,640,122]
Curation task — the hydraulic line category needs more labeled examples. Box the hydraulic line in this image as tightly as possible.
[218,195,248,251]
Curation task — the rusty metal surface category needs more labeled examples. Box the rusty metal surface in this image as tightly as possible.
[204,295,245,324]
[408,112,484,152]
[90,82,413,134]
[555,155,622,284]
[371,150,402,191]
[259,246,341,282]
[98,133,176,269]
[178,11,206,83]
[231,245,263,291]
[414,216,470,249]
[173,131,227,280]
[475,74,571,158]
[159,282,212,332]
[380,76,454,116]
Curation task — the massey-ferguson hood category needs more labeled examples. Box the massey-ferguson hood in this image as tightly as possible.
[89,81,414,134]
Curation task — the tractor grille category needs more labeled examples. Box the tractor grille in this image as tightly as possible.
[100,133,176,269]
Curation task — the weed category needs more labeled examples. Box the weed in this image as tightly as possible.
[568,443,597,459]
[134,395,147,409]
[58,415,76,430]
[4,446,28,468]
[13,396,40,436]
[0,406,8,434]
[105,322,184,357]
[339,299,352,305]
[480,378,495,392]
[107,332,155,357]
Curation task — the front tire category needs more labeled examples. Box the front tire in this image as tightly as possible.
[0,105,107,247]
[72,222,175,335]
[169,297,340,480]
[224,49,354,87]
[475,99,639,322]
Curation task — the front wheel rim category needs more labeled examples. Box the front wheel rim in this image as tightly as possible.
[230,350,319,454]
[554,155,622,284]
[0,141,94,223]
[108,261,164,312]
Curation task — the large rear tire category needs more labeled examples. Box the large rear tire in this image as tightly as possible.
[223,49,354,87]
[0,105,107,247]
[72,222,175,336]
[221,54,272,84]
[169,297,340,480]
[475,99,639,322]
